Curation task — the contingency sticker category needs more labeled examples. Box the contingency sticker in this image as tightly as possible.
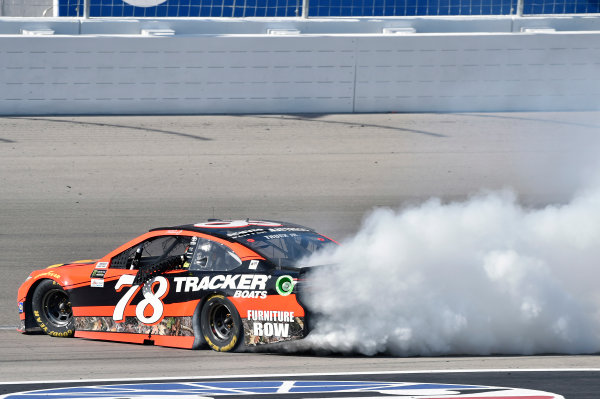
[90,269,107,278]
[90,279,104,288]
[95,262,108,269]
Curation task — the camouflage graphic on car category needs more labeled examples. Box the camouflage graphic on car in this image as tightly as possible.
[75,316,194,336]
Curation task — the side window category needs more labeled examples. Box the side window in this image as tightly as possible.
[190,238,242,272]
[139,236,187,266]
[110,235,192,270]
[110,245,138,269]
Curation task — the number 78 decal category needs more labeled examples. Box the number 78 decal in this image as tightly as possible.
[113,274,169,325]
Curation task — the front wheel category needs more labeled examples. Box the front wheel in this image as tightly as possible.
[31,280,75,337]
[201,295,242,352]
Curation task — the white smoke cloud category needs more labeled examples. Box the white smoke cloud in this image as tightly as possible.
[298,186,600,356]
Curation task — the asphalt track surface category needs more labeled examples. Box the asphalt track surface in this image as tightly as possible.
[1,113,600,397]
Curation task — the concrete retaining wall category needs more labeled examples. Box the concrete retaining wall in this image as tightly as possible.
[1,17,599,114]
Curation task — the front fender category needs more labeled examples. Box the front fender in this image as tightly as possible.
[17,261,95,333]
[18,277,59,333]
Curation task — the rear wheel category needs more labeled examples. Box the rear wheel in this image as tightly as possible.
[201,295,242,352]
[31,280,74,337]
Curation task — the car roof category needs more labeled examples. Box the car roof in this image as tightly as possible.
[150,220,315,241]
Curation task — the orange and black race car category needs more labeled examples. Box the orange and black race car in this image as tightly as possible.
[17,220,335,351]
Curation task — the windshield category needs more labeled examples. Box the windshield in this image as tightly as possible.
[236,231,335,267]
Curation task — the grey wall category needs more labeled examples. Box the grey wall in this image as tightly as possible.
[0,0,53,17]
[1,17,599,115]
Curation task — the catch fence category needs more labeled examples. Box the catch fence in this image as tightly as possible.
[58,0,600,17]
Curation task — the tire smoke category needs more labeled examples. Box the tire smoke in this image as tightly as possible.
[299,185,600,356]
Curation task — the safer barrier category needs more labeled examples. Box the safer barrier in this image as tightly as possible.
[1,17,599,115]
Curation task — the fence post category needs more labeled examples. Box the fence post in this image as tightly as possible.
[516,0,524,16]
[302,0,309,18]
[83,0,90,17]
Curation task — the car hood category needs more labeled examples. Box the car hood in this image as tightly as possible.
[43,259,98,269]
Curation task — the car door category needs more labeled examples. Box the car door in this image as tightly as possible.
[72,234,193,337]
[106,235,193,323]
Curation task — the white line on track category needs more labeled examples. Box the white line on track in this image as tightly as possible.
[277,381,296,393]
[1,368,599,386]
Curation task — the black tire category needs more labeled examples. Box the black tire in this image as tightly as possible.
[31,280,75,337]
[191,301,207,350]
[200,295,242,352]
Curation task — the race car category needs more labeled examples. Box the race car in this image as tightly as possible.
[17,220,335,351]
